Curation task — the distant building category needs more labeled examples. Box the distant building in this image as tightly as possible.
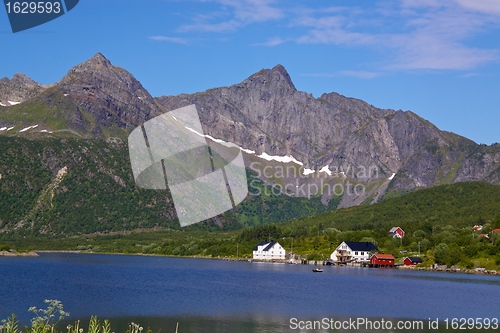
[493,228,500,233]
[472,225,483,231]
[403,257,424,266]
[252,241,286,260]
[370,254,395,267]
[389,227,405,238]
[330,241,378,263]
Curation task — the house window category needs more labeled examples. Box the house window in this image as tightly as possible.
[355,252,358,255]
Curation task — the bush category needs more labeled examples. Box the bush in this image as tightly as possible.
[434,243,450,265]
[306,252,323,260]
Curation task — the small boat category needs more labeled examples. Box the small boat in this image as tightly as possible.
[312,268,323,272]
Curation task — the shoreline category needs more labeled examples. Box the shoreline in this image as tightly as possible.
[11,250,499,276]
[0,250,39,257]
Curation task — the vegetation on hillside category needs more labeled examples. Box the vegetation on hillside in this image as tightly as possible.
[0,137,335,237]
[3,181,500,270]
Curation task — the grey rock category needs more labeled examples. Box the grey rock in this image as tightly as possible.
[0,73,47,104]
[2,56,499,206]
[156,64,500,203]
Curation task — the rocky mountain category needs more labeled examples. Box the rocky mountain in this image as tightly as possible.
[1,54,499,213]
[155,65,500,205]
[0,73,47,105]
[0,53,165,137]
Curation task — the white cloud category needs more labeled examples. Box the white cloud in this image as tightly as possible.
[386,2,500,70]
[338,70,383,79]
[170,1,500,71]
[254,36,287,46]
[455,0,500,15]
[179,0,283,33]
[149,36,189,44]
[303,70,382,79]
[221,0,283,23]
[388,33,499,70]
[290,1,500,71]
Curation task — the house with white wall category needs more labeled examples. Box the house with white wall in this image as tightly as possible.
[330,241,378,263]
[252,241,286,260]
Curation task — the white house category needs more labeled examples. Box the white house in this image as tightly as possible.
[252,241,286,260]
[330,241,378,263]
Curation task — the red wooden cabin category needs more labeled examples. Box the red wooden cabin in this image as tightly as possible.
[370,254,395,267]
[403,257,423,266]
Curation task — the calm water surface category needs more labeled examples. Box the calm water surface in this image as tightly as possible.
[1,253,499,332]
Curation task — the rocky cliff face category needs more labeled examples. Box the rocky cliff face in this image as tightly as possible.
[55,53,165,134]
[156,65,500,205]
[1,55,498,208]
[0,53,166,137]
[0,73,47,104]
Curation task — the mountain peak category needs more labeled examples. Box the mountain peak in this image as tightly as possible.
[246,64,297,92]
[11,72,31,81]
[54,53,164,136]
[0,72,45,103]
[271,64,287,75]
[85,52,112,66]
[270,64,296,90]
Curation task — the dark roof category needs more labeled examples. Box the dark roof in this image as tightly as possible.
[253,241,277,251]
[344,241,378,252]
[263,241,277,251]
[405,257,423,263]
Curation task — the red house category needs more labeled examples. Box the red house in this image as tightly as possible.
[493,228,500,233]
[403,257,423,266]
[389,227,405,238]
[370,254,395,267]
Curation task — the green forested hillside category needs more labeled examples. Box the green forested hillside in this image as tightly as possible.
[1,136,500,269]
[0,137,333,237]
[292,181,500,233]
[3,178,499,270]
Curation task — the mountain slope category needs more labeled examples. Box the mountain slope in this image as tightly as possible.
[0,136,337,236]
[155,65,500,204]
[0,55,498,211]
[0,73,47,105]
[0,53,166,138]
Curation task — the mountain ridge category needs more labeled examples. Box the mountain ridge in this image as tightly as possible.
[1,53,499,208]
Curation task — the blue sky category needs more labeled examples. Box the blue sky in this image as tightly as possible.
[1,0,499,144]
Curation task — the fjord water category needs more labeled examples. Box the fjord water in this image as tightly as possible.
[1,253,499,332]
